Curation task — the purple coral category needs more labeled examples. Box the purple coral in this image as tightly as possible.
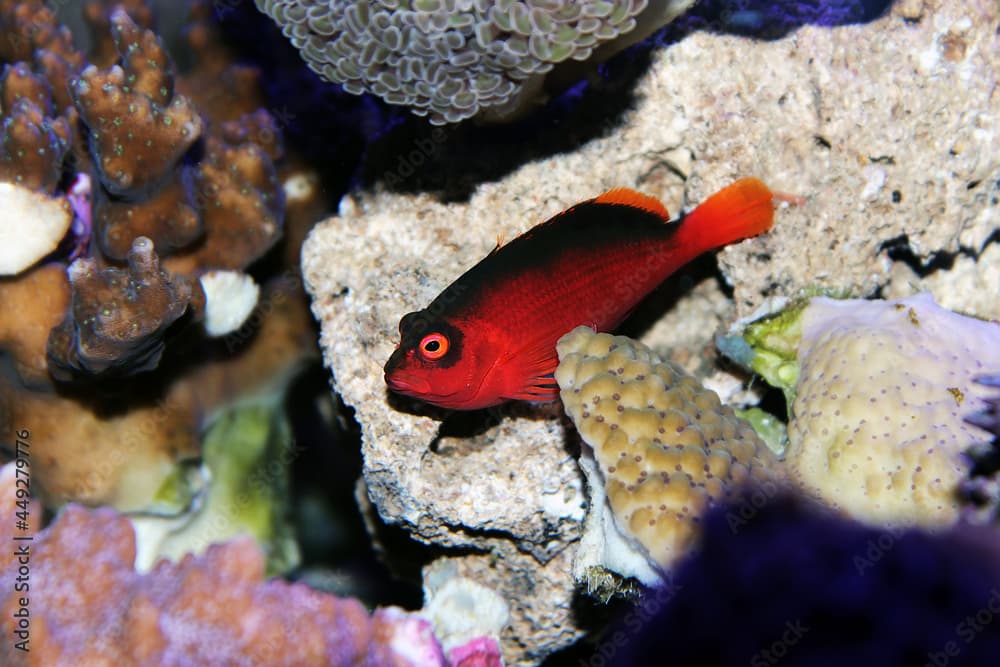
[610,491,1000,667]
[0,495,447,667]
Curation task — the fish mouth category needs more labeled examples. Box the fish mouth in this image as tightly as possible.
[384,371,432,396]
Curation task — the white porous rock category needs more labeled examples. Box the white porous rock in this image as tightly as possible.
[0,182,72,276]
[200,270,260,337]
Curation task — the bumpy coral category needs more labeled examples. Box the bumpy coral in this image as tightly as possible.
[255,0,695,124]
[0,490,447,666]
[728,293,1000,527]
[71,10,202,197]
[556,326,778,579]
[611,492,1000,667]
[46,236,200,381]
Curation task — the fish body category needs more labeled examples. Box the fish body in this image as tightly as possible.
[385,178,777,410]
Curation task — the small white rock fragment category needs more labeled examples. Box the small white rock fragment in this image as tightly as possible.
[861,166,887,201]
[0,182,72,276]
[282,171,318,203]
[199,270,260,337]
[422,563,510,652]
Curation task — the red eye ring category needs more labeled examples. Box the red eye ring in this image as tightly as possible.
[418,332,449,360]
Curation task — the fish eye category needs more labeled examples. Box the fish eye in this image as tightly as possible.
[418,332,449,360]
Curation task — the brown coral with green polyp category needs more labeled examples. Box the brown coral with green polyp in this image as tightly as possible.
[72,10,202,197]
[0,0,303,519]
[0,0,82,68]
[556,327,778,570]
[94,171,202,260]
[1,61,54,113]
[46,236,199,380]
[178,136,283,271]
[0,97,70,193]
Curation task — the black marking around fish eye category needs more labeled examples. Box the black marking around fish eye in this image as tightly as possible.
[405,319,463,368]
[399,311,425,336]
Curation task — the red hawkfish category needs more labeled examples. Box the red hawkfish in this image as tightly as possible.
[385,178,780,410]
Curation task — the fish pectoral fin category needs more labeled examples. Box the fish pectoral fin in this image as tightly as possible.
[504,381,559,402]
[499,336,561,403]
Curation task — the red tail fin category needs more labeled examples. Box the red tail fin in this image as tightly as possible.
[672,178,775,256]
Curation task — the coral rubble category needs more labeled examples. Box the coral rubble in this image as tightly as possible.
[556,326,778,584]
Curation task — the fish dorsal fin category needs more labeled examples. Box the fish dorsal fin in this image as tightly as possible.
[593,188,670,221]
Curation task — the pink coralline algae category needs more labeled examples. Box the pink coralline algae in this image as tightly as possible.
[0,497,433,664]
[0,461,503,666]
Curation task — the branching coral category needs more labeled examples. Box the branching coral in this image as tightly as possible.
[0,0,82,68]
[0,0,302,521]
[71,10,202,198]
[556,326,778,584]
[721,293,1000,527]
[0,63,74,276]
[46,236,200,381]
[174,133,284,272]
[254,0,696,124]
[3,277,313,512]
[82,0,155,67]
[0,67,70,192]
